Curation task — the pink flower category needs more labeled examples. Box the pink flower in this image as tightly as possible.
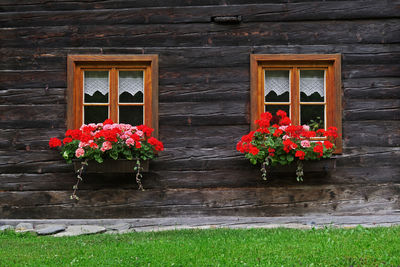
[75,148,85,158]
[302,125,310,131]
[135,130,144,137]
[100,141,112,152]
[301,140,311,148]
[78,142,88,148]
[282,135,290,140]
[279,126,288,131]
[103,124,112,130]
[126,138,135,147]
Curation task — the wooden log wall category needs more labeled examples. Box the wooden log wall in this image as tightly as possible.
[0,0,399,218]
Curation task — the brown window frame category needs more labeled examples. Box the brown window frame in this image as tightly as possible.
[250,54,342,153]
[67,54,159,137]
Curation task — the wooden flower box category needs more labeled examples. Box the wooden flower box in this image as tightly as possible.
[270,158,336,173]
[73,159,149,173]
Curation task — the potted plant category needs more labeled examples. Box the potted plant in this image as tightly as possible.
[237,110,338,181]
[49,119,164,199]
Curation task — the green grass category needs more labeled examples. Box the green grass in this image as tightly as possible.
[1,226,399,266]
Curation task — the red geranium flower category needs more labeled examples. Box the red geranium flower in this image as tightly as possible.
[63,137,73,144]
[295,150,306,160]
[103,119,114,125]
[49,138,62,148]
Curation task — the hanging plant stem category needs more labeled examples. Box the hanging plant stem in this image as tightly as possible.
[261,157,270,180]
[134,158,144,191]
[71,159,88,200]
[296,160,304,182]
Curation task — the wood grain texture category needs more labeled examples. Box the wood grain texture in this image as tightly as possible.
[0,1,399,218]
[0,184,399,218]
[1,20,399,49]
[1,1,398,22]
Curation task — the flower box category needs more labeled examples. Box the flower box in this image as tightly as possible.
[270,158,336,174]
[73,159,149,173]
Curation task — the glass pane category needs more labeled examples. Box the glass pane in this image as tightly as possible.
[265,70,290,102]
[119,106,143,126]
[119,71,144,103]
[265,105,290,117]
[300,105,325,130]
[84,71,109,103]
[84,106,108,124]
[300,70,324,102]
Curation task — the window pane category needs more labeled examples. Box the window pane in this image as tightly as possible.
[84,71,109,103]
[119,71,144,103]
[119,106,143,126]
[265,70,290,102]
[300,70,324,102]
[265,105,290,117]
[300,105,325,130]
[84,106,108,124]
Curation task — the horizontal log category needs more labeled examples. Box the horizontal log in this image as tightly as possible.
[2,164,400,192]
[0,88,65,105]
[0,70,65,90]
[343,99,400,121]
[0,0,289,12]
[343,121,400,147]
[2,45,399,71]
[0,184,398,218]
[2,63,399,91]
[1,20,399,49]
[0,104,64,122]
[1,146,398,174]
[1,1,399,24]
[0,128,65,150]
[343,77,400,99]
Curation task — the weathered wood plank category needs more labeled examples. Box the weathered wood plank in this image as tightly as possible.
[2,63,398,91]
[0,0,292,12]
[0,88,65,105]
[2,165,400,192]
[1,20,398,48]
[0,105,64,122]
[343,78,400,99]
[1,147,398,174]
[0,70,65,89]
[343,121,400,147]
[2,45,399,71]
[1,1,398,23]
[0,184,398,218]
[344,99,400,121]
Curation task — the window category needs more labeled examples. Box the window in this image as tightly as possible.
[250,54,342,152]
[67,55,158,137]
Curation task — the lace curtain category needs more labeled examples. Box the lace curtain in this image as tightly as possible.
[300,70,325,97]
[264,70,289,96]
[119,71,144,97]
[84,71,109,96]
[84,71,144,97]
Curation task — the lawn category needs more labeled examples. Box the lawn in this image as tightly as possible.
[1,226,399,266]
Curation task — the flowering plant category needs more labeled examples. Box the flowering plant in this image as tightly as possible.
[49,119,164,199]
[237,110,338,181]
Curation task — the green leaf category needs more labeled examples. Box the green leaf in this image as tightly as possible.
[110,151,118,160]
[94,154,103,163]
[287,155,294,162]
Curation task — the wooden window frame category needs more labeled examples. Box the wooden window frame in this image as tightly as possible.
[250,54,342,153]
[67,54,159,138]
